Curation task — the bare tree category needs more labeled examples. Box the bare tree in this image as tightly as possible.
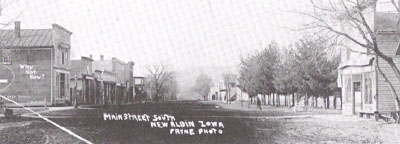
[0,0,22,27]
[192,74,213,100]
[146,64,177,101]
[300,0,400,110]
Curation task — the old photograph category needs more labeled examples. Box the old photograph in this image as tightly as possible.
[1,0,400,143]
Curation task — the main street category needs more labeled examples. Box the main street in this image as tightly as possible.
[1,101,399,143]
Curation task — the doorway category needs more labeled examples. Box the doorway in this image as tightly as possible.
[353,82,362,114]
[60,73,65,98]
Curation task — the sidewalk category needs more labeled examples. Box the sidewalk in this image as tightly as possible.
[1,107,49,117]
[13,106,75,118]
[202,101,341,114]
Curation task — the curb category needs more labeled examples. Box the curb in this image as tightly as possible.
[21,113,102,119]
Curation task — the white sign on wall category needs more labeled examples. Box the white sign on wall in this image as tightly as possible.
[0,79,8,83]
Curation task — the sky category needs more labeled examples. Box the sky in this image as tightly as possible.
[0,0,311,77]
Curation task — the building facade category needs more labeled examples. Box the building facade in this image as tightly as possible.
[208,80,249,103]
[70,56,100,105]
[0,21,72,106]
[134,76,146,102]
[338,2,400,115]
[92,55,134,105]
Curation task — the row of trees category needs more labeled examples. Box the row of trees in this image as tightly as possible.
[238,38,340,109]
[145,64,179,101]
[192,74,213,100]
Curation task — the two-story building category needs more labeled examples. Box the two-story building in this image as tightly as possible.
[338,1,400,116]
[92,55,134,105]
[70,55,99,105]
[0,21,72,106]
[209,78,249,103]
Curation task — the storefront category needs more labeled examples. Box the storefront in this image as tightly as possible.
[340,65,376,115]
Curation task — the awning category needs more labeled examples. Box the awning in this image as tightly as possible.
[337,56,375,88]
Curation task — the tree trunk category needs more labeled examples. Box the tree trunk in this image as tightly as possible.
[276,94,280,107]
[334,96,337,109]
[268,94,270,105]
[248,97,251,108]
[241,91,243,107]
[315,96,318,108]
[340,89,343,110]
[263,94,266,105]
[272,93,275,106]
[327,95,330,109]
[304,93,308,106]
[285,95,287,106]
[311,96,314,108]
[292,92,295,106]
[323,90,327,109]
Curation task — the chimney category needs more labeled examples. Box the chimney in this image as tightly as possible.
[14,21,20,38]
[89,54,93,59]
[100,55,104,61]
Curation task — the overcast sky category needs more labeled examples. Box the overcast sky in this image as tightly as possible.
[0,0,313,76]
[2,0,395,77]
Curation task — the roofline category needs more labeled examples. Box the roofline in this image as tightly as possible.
[112,57,127,65]
[52,24,73,35]
[94,69,116,75]
[1,46,53,49]
[339,64,372,70]
[81,56,94,61]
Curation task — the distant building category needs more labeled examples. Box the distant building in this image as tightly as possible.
[70,56,101,105]
[0,21,72,106]
[134,76,146,102]
[208,78,249,103]
[94,69,117,105]
[92,55,134,105]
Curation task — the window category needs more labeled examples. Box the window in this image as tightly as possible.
[61,51,65,65]
[345,76,352,103]
[2,49,11,64]
[60,73,65,98]
[364,75,373,104]
[27,50,36,64]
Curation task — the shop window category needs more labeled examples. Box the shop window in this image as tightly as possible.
[345,77,352,103]
[59,73,65,98]
[62,51,65,65]
[364,77,372,104]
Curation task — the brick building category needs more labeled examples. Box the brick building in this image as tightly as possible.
[0,21,72,106]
